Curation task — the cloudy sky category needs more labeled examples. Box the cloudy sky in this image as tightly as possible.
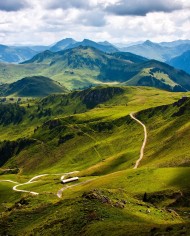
[0,0,190,45]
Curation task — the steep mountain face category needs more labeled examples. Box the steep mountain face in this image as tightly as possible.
[50,38,77,52]
[0,44,37,63]
[72,86,124,109]
[64,39,118,53]
[0,76,67,97]
[167,50,190,74]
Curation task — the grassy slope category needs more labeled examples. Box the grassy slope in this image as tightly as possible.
[0,86,183,141]
[1,86,190,235]
[126,68,178,87]
[0,76,67,97]
[135,97,190,168]
[1,47,190,91]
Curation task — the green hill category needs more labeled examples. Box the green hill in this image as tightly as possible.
[135,96,190,168]
[19,46,190,91]
[124,60,190,92]
[0,76,67,97]
[1,86,188,173]
[1,86,190,235]
[0,46,189,92]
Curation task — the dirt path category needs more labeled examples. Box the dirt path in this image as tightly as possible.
[0,172,81,197]
[130,113,147,169]
[0,174,51,195]
[13,182,39,195]
[57,180,92,198]
[12,174,49,195]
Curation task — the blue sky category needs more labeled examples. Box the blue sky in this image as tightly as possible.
[0,0,189,45]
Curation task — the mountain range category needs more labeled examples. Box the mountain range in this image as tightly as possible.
[0,46,189,94]
[0,38,118,64]
[120,40,190,62]
[1,38,190,76]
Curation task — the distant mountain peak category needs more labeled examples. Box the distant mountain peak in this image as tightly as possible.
[143,40,155,46]
[82,39,94,43]
[50,38,77,52]
[63,38,118,53]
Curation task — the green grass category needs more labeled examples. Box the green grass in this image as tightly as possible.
[1,85,190,235]
[1,167,189,235]
[1,46,190,92]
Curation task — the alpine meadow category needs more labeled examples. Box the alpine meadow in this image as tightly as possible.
[1,0,190,236]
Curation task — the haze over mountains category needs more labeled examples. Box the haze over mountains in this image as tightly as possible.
[1,38,190,76]
[167,50,190,74]
[0,44,37,63]
[0,38,118,63]
[0,46,189,95]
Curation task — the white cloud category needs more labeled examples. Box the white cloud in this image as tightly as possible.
[0,0,189,45]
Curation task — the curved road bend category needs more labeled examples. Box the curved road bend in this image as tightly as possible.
[130,113,147,169]
[13,174,49,195]
[0,174,50,195]
[57,180,92,199]
[0,179,39,195]
[1,171,92,198]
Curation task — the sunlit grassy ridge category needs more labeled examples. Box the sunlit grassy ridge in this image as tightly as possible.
[135,97,190,168]
[1,85,190,235]
[0,76,67,97]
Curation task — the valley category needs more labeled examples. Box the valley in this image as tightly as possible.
[1,85,190,235]
[1,0,190,234]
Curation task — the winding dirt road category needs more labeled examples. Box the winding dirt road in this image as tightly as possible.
[0,174,49,195]
[1,112,148,196]
[0,172,82,198]
[12,174,49,195]
[130,113,147,169]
